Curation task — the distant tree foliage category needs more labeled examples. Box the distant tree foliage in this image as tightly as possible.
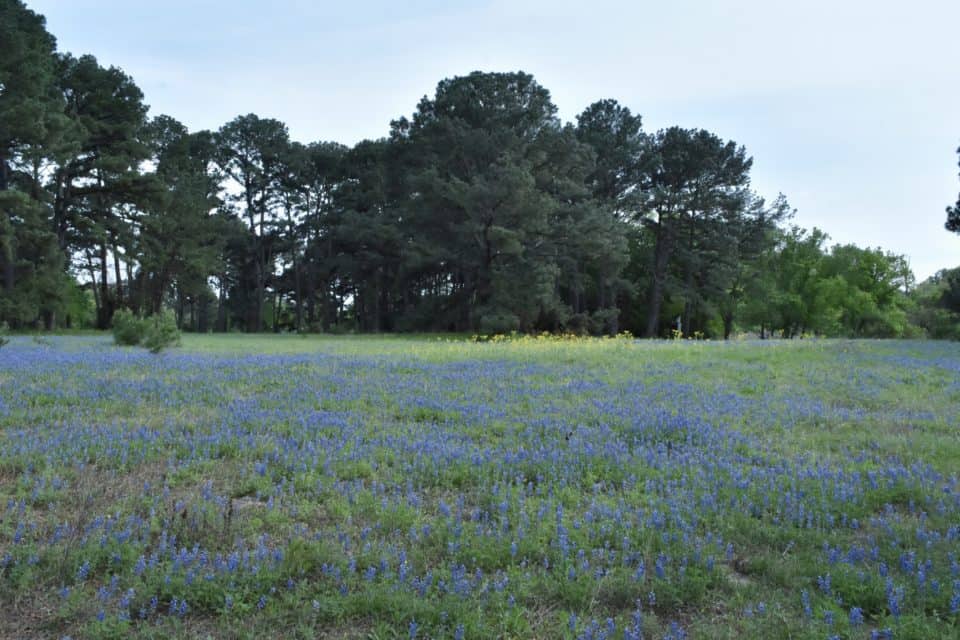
[0,0,955,338]
[948,145,960,234]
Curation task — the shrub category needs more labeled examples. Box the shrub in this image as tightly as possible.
[111,309,145,346]
[589,308,620,336]
[142,310,181,353]
[478,311,520,336]
[565,313,590,336]
[0,322,9,349]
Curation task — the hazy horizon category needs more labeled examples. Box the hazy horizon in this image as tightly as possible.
[27,0,960,280]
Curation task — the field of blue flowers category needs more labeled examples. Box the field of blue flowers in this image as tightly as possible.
[1,335,958,639]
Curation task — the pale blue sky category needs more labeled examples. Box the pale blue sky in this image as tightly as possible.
[28,0,960,279]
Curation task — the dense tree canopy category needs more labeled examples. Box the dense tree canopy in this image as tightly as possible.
[0,0,953,338]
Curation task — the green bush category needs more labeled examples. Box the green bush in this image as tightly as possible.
[111,309,145,346]
[478,310,520,336]
[0,322,9,349]
[565,313,590,336]
[142,310,181,353]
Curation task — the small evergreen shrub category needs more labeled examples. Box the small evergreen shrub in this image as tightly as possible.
[142,310,181,353]
[111,309,145,346]
[0,322,9,349]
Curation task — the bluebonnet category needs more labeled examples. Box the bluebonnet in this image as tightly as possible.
[2,337,958,635]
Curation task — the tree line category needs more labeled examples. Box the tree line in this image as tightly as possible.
[2,0,958,338]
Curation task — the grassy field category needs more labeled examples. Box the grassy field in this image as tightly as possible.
[1,335,959,639]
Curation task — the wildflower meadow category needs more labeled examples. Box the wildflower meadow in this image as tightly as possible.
[1,335,959,639]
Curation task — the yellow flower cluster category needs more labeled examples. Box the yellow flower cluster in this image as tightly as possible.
[468,331,635,344]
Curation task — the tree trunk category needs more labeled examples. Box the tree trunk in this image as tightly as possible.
[112,241,123,308]
[0,154,14,293]
[152,268,168,316]
[273,288,281,333]
[252,253,264,332]
[216,276,228,332]
[378,270,390,332]
[125,258,136,314]
[608,294,619,336]
[0,152,9,191]
[98,240,111,329]
[176,288,184,328]
[52,169,71,256]
[476,220,494,309]
[1,235,14,293]
[293,256,303,333]
[373,273,384,333]
[84,249,102,321]
[305,289,315,327]
[198,295,209,333]
[322,280,333,332]
[644,221,672,338]
[246,198,265,332]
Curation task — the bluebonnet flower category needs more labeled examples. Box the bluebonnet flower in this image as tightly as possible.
[849,606,864,626]
[817,574,832,595]
[5,336,960,637]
